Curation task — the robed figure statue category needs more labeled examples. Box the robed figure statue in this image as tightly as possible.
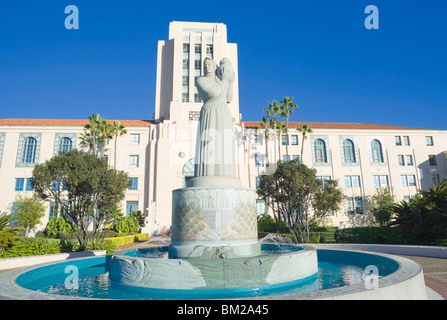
[193,58,236,179]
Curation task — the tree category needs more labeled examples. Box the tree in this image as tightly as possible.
[11,194,46,237]
[0,212,23,256]
[370,188,395,226]
[262,101,283,162]
[257,160,344,243]
[296,124,313,164]
[259,117,270,165]
[97,119,114,159]
[279,97,299,158]
[112,121,127,169]
[32,150,130,247]
[84,114,103,156]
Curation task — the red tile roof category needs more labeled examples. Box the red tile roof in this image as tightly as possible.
[0,119,153,127]
[240,121,436,131]
[0,119,436,130]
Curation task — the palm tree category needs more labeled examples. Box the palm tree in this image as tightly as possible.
[262,101,283,162]
[112,121,127,170]
[279,97,299,158]
[79,130,94,154]
[97,120,114,159]
[84,114,103,156]
[296,124,313,164]
[0,212,23,256]
[260,117,270,165]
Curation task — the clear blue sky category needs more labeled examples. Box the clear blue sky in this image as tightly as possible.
[1,0,446,129]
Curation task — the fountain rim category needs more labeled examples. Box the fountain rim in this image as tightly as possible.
[0,246,424,300]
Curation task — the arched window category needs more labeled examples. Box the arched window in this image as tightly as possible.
[182,158,195,187]
[315,139,327,163]
[343,139,356,163]
[58,137,73,153]
[371,139,384,163]
[21,137,37,164]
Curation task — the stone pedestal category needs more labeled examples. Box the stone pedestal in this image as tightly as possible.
[169,180,259,259]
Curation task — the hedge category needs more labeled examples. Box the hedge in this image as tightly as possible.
[104,233,149,247]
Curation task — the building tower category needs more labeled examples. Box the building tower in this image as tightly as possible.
[154,21,240,124]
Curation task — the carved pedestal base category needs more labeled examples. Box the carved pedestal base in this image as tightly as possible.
[169,185,259,259]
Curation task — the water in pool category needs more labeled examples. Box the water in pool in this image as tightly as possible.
[16,246,399,300]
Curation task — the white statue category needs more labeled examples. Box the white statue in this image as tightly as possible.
[194,58,236,178]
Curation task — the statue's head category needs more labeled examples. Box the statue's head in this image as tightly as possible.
[203,58,216,75]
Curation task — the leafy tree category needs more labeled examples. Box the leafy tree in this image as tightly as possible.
[257,160,344,243]
[11,194,46,237]
[370,188,396,226]
[32,150,129,247]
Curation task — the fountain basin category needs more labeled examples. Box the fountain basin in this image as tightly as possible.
[109,244,318,290]
[0,245,427,300]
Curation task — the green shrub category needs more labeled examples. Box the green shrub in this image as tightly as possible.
[2,238,61,258]
[44,217,73,238]
[104,233,149,248]
[257,215,289,233]
[116,216,140,234]
[334,226,420,245]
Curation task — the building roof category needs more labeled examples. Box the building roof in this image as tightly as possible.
[0,118,438,131]
[0,119,153,127]
[240,121,437,131]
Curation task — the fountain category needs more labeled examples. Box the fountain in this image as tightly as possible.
[0,57,428,300]
[108,57,319,291]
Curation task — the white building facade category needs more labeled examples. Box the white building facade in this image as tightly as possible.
[0,21,446,234]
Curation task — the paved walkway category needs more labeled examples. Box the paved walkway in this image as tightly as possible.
[397,255,447,299]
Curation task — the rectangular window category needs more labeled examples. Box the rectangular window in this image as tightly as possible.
[256,176,261,188]
[206,44,213,59]
[183,43,189,53]
[373,175,389,188]
[395,136,402,146]
[406,155,413,166]
[355,197,363,214]
[290,135,298,145]
[256,199,266,215]
[128,177,138,191]
[15,178,25,191]
[49,202,57,219]
[403,136,410,146]
[398,155,405,166]
[25,178,34,191]
[429,155,437,166]
[130,134,140,145]
[292,155,299,161]
[401,175,416,187]
[255,134,263,145]
[255,154,264,167]
[126,201,139,216]
[281,135,289,145]
[344,176,360,188]
[282,155,290,162]
[347,197,363,214]
[129,155,139,168]
[432,174,440,187]
[426,136,434,146]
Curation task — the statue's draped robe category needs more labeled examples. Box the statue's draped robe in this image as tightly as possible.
[194,73,236,177]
